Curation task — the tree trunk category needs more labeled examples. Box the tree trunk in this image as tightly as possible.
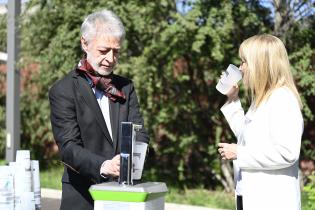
[218,160,234,193]
[274,0,283,33]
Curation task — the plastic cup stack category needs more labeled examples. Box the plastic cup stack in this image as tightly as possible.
[3,150,41,210]
[19,192,35,210]
[0,166,14,210]
[31,160,41,210]
[14,151,31,210]
[16,150,32,193]
[14,150,34,210]
[9,161,22,210]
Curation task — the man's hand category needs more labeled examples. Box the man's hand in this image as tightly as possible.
[218,143,237,160]
[100,155,120,177]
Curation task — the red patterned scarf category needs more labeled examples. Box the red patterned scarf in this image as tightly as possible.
[77,59,126,102]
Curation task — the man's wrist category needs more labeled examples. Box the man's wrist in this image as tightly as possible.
[100,160,108,176]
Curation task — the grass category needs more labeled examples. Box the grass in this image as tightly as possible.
[166,187,235,209]
[40,163,63,190]
[0,159,5,165]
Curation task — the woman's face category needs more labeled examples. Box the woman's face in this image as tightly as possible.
[239,59,247,74]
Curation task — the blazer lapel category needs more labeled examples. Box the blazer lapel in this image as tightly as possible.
[109,98,120,153]
[74,72,113,146]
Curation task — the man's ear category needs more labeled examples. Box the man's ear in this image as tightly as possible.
[81,37,88,52]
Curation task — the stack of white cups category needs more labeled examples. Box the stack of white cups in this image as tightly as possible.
[5,150,41,210]
[14,150,35,210]
[31,160,41,210]
[0,166,14,210]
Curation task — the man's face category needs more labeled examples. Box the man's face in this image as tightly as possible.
[81,35,121,76]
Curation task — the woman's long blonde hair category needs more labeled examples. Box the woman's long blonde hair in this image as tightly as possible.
[239,34,302,109]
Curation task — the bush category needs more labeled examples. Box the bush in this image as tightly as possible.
[303,172,315,210]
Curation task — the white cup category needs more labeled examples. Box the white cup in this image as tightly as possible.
[216,64,242,94]
[16,150,31,170]
[132,142,148,180]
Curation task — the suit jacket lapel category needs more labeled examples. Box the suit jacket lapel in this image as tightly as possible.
[109,93,120,153]
[74,72,113,146]
[109,75,123,153]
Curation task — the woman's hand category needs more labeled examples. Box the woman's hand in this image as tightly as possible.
[226,85,239,102]
[218,143,237,160]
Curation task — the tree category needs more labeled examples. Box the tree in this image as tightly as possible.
[272,0,314,36]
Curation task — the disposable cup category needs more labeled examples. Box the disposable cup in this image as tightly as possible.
[16,150,31,171]
[31,160,41,208]
[132,142,148,180]
[216,64,242,95]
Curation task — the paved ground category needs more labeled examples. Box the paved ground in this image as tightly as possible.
[42,197,61,210]
[41,188,226,210]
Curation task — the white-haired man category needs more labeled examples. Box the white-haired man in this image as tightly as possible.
[49,9,149,210]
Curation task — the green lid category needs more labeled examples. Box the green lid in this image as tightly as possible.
[89,182,168,202]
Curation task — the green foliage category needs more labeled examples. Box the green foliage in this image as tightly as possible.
[290,45,315,119]
[303,172,315,210]
[0,14,6,51]
[287,18,315,162]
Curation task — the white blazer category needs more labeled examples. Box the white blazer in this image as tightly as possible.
[221,87,303,210]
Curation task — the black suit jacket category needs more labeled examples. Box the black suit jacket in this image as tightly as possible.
[49,69,149,210]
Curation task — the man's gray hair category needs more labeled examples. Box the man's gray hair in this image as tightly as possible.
[81,9,125,42]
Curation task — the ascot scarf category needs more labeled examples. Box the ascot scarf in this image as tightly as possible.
[77,59,126,102]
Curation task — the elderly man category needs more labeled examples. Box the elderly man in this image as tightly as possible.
[49,9,149,210]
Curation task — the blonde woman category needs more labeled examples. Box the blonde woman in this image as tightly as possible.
[217,34,303,210]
